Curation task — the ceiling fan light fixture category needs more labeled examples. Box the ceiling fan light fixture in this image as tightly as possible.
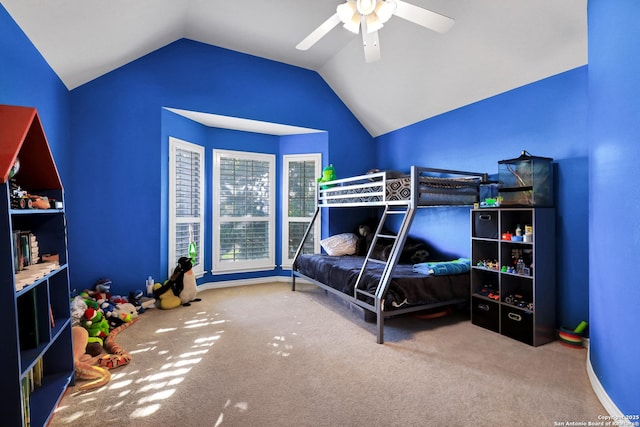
[336,1,357,23]
[343,14,361,34]
[297,0,453,62]
[366,13,383,33]
[356,0,377,15]
[375,0,396,23]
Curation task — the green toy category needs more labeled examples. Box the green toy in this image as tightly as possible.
[188,224,197,265]
[81,307,110,340]
[318,164,337,189]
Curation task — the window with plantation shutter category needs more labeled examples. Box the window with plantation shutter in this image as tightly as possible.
[282,154,321,268]
[213,149,275,273]
[169,137,205,278]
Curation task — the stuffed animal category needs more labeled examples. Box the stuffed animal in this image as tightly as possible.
[154,257,201,307]
[317,164,337,189]
[100,300,116,319]
[81,307,110,339]
[153,281,182,310]
[128,289,155,313]
[98,317,138,369]
[78,291,99,310]
[354,223,374,256]
[88,278,112,304]
[354,221,431,264]
[72,326,111,391]
[70,295,89,325]
[173,256,200,306]
[109,302,138,328]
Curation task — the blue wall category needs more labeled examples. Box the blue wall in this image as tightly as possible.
[67,39,373,292]
[588,0,640,415]
[2,3,637,414]
[0,5,70,183]
[376,67,590,332]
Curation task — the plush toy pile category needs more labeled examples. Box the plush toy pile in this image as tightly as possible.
[71,262,201,390]
[70,278,149,391]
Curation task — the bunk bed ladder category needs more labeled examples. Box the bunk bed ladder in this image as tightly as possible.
[291,206,321,291]
[354,203,416,331]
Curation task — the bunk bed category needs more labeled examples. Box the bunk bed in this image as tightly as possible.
[292,166,488,344]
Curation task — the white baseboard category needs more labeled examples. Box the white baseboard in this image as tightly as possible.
[197,275,309,291]
[586,346,632,426]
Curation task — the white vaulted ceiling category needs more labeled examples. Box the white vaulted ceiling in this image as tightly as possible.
[1,0,587,137]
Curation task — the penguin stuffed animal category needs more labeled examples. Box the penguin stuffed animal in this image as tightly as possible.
[174,256,200,306]
[153,257,201,307]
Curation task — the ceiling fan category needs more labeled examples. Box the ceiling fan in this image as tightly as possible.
[296,0,455,62]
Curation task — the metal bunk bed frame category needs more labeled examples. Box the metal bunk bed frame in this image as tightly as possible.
[291,166,487,344]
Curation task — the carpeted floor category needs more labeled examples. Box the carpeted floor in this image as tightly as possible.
[50,281,606,427]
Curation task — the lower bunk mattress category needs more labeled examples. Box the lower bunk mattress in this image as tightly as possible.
[295,254,469,310]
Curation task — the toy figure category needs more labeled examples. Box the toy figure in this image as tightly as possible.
[317,164,337,189]
[153,257,200,308]
[81,307,110,339]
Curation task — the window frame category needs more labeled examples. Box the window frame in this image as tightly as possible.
[212,149,276,274]
[281,154,321,269]
[168,136,205,278]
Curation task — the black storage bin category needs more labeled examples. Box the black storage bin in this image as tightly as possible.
[501,307,533,345]
[471,297,499,332]
[473,211,498,239]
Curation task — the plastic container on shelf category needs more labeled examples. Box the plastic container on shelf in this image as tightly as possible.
[498,150,554,207]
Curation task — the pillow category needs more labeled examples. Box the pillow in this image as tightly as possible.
[320,233,358,256]
[412,258,471,276]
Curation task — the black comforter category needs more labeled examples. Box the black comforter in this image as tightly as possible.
[295,254,469,309]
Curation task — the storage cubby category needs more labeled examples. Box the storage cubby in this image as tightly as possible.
[471,297,500,333]
[470,207,555,346]
[0,105,73,427]
[471,239,499,270]
[470,268,499,295]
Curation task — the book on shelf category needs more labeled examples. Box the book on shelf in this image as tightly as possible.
[32,357,44,389]
[21,375,30,427]
[13,230,40,271]
[17,290,39,350]
[20,232,31,268]
[12,230,21,273]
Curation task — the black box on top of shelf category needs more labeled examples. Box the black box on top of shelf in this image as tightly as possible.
[473,210,498,239]
[498,150,554,207]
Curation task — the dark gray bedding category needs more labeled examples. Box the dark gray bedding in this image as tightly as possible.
[295,254,469,309]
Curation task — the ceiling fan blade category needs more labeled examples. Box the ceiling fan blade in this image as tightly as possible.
[296,13,342,50]
[361,19,381,63]
[392,0,455,34]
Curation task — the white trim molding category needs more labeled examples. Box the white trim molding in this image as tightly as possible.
[197,275,310,292]
[586,346,633,426]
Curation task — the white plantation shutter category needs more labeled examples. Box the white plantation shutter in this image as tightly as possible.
[213,150,275,272]
[169,137,204,277]
[282,154,321,268]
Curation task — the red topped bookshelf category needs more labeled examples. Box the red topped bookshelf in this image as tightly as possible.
[0,104,62,190]
[0,104,73,427]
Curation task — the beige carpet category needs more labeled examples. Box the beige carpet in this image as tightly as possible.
[50,282,605,427]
